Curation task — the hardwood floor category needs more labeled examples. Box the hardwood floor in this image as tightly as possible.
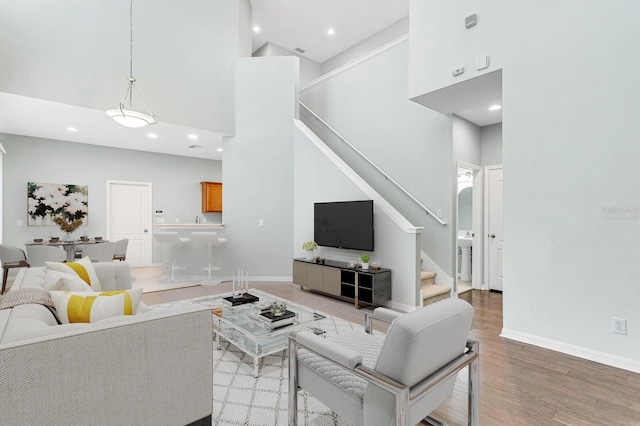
[143,281,640,425]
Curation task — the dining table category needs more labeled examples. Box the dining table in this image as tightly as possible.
[24,238,109,262]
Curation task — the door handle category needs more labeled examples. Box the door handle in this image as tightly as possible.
[144,229,148,233]
[489,234,496,238]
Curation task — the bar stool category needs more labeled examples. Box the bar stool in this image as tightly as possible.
[153,232,191,282]
[190,232,226,283]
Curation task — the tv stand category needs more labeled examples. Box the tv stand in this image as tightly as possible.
[292,259,391,308]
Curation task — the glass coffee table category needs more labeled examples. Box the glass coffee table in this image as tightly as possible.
[192,289,326,377]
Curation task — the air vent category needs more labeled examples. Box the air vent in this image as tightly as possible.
[465,14,477,29]
[294,47,305,54]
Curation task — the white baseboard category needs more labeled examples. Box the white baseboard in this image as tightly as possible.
[249,276,292,282]
[420,251,453,287]
[501,328,640,374]
[386,300,417,313]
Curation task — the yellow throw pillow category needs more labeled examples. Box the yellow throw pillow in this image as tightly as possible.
[46,257,102,291]
[44,270,93,292]
[49,289,143,324]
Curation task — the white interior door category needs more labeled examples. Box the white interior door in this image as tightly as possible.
[107,181,151,268]
[487,167,503,291]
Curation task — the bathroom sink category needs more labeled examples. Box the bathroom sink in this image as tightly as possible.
[457,235,473,282]
[457,236,473,248]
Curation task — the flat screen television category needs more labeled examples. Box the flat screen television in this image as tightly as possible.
[314,200,374,251]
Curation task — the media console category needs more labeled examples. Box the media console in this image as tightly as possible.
[292,258,391,308]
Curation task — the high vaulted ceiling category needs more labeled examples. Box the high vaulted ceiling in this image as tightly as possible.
[250,0,409,63]
[0,0,410,160]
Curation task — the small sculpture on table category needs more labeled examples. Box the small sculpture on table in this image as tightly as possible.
[232,269,249,298]
[223,269,259,306]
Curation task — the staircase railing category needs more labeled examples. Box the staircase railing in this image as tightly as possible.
[299,101,447,226]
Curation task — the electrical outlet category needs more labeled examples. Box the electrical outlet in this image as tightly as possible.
[258,219,264,227]
[612,317,627,335]
[436,209,443,218]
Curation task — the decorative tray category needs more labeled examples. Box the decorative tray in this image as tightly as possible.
[222,293,260,306]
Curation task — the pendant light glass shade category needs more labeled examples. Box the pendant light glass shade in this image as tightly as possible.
[106,109,157,128]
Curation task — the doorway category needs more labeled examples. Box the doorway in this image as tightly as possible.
[485,166,503,291]
[456,162,483,294]
[106,180,152,268]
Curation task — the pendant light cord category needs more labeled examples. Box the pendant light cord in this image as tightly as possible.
[129,0,133,80]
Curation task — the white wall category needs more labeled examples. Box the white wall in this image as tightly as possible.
[253,42,322,85]
[480,123,502,166]
[294,122,421,310]
[0,0,239,134]
[453,115,481,165]
[1,134,221,264]
[408,2,504,100]
[222,56,298,279]
[320,17,409,75]
[301,40,454,277]
[237,0,252,57]
[410,0,640,370]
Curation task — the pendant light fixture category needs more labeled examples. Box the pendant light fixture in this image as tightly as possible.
[106,0,158,128]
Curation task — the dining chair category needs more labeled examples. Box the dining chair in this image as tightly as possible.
[0,244,30,294]
[81,242,116,262]
[288,298,479,426]
[26,245,67,267]
[113,239,129,261]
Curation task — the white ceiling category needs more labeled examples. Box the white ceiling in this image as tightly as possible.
[0,92,226,160]
[412,70,503,127]
[250,0,410,63]
[0,1,501,160]
[0,1,411,160]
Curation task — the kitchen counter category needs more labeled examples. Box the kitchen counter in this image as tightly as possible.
[153,223,227,283]
[154,223,224,229]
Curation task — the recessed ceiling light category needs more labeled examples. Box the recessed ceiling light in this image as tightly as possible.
[67,127,78,132]
[188,144,203,149]
[253,25,260,33]
[188,134,198,140]
[147,133,158,139]
[489,105,502,111]
[327,28,335,36]
[217,148,223,152]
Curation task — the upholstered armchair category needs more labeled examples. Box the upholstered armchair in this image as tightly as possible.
[0,244,30,294]
[288,298,479,426]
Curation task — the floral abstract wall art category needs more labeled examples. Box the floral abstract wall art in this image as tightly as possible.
[28,183,88,232]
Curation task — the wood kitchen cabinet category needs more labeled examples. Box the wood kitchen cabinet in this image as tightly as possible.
[201,181,222,212]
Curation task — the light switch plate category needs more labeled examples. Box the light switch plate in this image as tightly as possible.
[477,55,489,70]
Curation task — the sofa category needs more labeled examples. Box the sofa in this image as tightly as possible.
[0,262,213,426]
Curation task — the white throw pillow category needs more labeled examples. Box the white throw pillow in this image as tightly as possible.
[44,270,93,292]
[49,289,143,324]
[46,257,102,291]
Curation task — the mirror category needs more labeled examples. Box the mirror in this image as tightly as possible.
[457,167,474,291]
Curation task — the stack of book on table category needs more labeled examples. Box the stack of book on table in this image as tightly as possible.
[259,310,296,329]
[222,293,260,307]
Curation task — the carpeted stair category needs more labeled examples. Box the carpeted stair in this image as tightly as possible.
[421,270,451,306]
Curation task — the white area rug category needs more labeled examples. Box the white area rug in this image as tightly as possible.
[155,292,366,425]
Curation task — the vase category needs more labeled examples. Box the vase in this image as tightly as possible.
[362,262,369,270]
[305,250,314,261]
[63,232,74,242]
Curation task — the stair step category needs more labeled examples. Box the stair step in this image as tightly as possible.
[422,283,451,306]
[420,270,436,280]
[420,270,437,288]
